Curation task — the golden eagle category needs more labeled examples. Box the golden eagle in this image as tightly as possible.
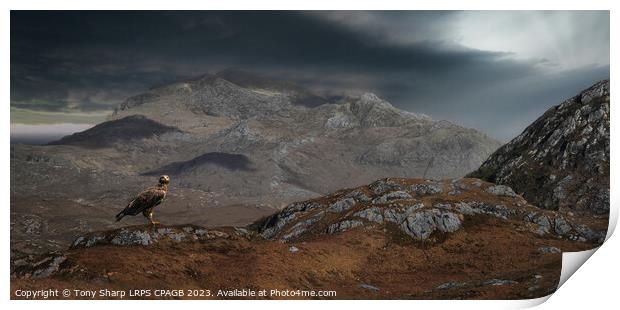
[115,175,170,225]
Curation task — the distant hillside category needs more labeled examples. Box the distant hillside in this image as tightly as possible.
[10,69,502,258]
[48,115,180,148]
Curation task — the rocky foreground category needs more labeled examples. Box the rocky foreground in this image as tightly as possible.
[11,177,605,300]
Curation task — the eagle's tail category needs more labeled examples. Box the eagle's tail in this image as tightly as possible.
[115,209,126,222]
[115,200,133,222]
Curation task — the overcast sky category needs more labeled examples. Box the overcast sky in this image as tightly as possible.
[10,11,609,140]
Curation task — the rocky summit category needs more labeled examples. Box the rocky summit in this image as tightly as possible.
[469,80,610,217]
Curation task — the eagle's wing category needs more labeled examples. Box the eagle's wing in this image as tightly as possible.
[117,187,166,218]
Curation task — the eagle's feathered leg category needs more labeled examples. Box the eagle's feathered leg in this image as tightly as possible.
[143,208,159,225]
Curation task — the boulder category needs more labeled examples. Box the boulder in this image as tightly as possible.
[486,185,517,198]
[327,198,356,213]
[400,211,437,240]
[354,207,384,223]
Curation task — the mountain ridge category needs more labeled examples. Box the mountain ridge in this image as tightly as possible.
[469,80,609,217]
[11,70,501,257]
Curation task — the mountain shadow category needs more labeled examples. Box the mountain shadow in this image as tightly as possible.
[48,115,180,148]
[142,152,254,176]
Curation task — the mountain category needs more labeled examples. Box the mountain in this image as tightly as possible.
[47,115,181,148]
[108,69,501,186]
[11,177,602,299]
[11,69,501,255]
[469,80,610,217]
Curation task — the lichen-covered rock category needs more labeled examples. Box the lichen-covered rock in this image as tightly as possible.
[436,282,467,290]
[281,222,308,241]
[372,191,412,204]
[539,246,561,254]
[111,229,153,246]
[433,203,452,211]
[369,179,403,195]
[344,189,372,203]
[234,227,249,236]
[455,201,516,220]
[384,208,406,224]
[282,211,325,241]
[354,207,384,223]
[30,254,66,279]
[482,279,518,286]
[327,198,356,213]
[358,283,380,292]
[383,203,424,224]
[327,220,363,234]
[486,185,517,198]
[435,212,462,233]
[258,201,323,239]
[554,217,572,236]
[324,114,357,129]
[524,213,553,235]
[70,225,228,249]
[400,211,436,239]
[22,215,45,235]
[409,182,443,196]
[572,224,606,243]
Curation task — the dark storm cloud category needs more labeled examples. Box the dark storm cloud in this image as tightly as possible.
[10,11,609,139]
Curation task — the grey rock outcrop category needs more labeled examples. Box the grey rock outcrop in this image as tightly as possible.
[410,182,443,196]
[354,207,384,223]
[369,179,404,195]
[327,220,364,234]
[327,198,356,213]
[400,210,462,239]
[253,177,606,244]
[469,80,610,216]
[538,246,561,254]
[486,185,517,198]
[372,191,412,204]
[436,282,468,290]
[482,279,518,286]
[281,211,325,241]
[70,225,229,249]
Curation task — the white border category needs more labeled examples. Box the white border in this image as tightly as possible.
[3,1,617,309]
